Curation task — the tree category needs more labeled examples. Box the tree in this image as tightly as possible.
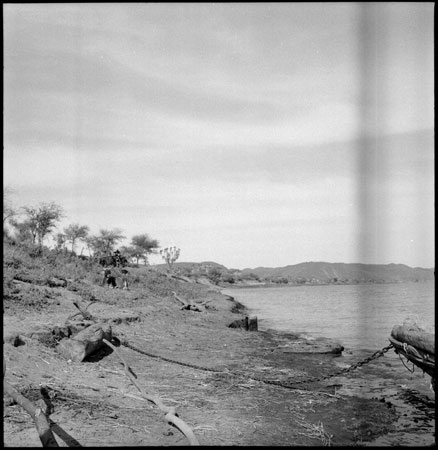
[129,234,159,264]
[21,202,64,249]
[11,220,35,245]
[119,245,147,265]
[207,267,222,285]
[3,187,18,239]
[119,245,137,263]
[64,223,89,254]
[160,245,180,272]
[221,271,236,284]
[54,232,67,252]
[93,228,126,256]
[3,187,16,225]
[83,236,103,257]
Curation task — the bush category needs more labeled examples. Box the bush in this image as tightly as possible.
[3,285,53,312]
[275,277,289,284]
[221,272,235,284]
[241,272,260,281]
[207,268,222,285]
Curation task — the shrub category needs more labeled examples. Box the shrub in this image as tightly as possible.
[221,272,235,284]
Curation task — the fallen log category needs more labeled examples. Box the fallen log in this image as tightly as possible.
[56,322,112,362]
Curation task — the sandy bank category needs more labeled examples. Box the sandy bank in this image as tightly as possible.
[4,278,401,446]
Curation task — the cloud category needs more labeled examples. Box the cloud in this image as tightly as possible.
[3,3,434,268]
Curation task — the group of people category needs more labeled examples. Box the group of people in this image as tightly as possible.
[102,268,129,290]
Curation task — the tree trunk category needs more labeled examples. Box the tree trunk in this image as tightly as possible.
[56,322,112,362]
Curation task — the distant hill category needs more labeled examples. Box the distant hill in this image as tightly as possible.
[153,261,227,272]
[240,262,434,284]
[152,261,434,284]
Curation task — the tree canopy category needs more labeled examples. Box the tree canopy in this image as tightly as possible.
[21,202,64,248]
[64,223,90,253]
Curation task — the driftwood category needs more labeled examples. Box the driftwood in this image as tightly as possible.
[72,300,95,321]
[4,357,58,447]
[102,339,199,446]
[56,322,112,362]
[172,292,202,312]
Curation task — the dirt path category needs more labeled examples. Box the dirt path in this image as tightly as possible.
[3,278,414,446]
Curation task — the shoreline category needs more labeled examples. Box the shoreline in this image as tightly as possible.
[218,288,435,446]
[220,278,434,289]
[221,289,345,355]
[3,274,433,446]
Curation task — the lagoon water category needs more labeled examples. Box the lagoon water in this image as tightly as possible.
[222,281,435,353]
[222,281,435,446]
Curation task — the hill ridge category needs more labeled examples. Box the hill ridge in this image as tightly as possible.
[157,261,434,284]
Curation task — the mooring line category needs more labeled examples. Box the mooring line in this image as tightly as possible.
[118,338,394,391]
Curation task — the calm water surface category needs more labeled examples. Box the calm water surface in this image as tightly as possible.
[222,281,435,352]
[222,281,435,446]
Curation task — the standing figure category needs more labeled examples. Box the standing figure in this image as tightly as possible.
[121,269,129,290]
[102,269,111,286]
[102,269,117,288]
[113,249,122,267]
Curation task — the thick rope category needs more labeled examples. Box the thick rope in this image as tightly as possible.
[120,338,394,390]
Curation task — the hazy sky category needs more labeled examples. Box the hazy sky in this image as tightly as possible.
[3,3,434,269]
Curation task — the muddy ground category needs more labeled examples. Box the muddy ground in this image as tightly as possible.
[3,273,434,447]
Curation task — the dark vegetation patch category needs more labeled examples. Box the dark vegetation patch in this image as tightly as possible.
[3,285,57,312]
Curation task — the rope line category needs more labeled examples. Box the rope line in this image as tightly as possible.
[397,351,416,373]
[121,341,225,373]
[120,339,394,390]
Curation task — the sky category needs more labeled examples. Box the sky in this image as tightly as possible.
[3,3,434,269]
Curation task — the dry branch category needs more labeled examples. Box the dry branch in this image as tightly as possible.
[172,292,202,312]
[102,338,199,446]
[72,300,95,321]
[4,380,59,447]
